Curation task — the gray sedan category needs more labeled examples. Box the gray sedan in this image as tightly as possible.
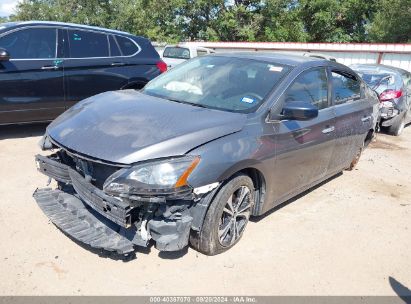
[34,53,379,257]
[351,64,411,136]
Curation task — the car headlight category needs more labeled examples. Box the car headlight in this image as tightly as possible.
[103,156,200,196]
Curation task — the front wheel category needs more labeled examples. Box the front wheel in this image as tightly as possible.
[190,174,254,255]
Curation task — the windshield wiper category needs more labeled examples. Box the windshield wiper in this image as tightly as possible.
[167,98,210,109]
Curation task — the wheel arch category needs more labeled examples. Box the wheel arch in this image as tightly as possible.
[191,164,267,233]
[364,128,375,147]
[189,166,267,252]
[237,167,267,216]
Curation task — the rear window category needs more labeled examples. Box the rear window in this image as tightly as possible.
[68,29,109,58]
[115,35,138,56]
[358,72,394,87]
[352,66,402,92]
[163,47,190,59]
[109,35,121,57]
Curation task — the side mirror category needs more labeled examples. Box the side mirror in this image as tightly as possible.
[269,100,319,121]
[0,48,10,61]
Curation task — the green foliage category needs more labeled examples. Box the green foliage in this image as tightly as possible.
[9,0,411,43]
[368,0,411,43]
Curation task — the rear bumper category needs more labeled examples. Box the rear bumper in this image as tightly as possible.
[381,111,403,127]
[34,154,194,256]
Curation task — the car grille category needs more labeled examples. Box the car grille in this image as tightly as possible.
[69,168,132,227]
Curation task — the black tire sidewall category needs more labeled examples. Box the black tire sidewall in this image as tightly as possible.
[388,112,406,136]
[198,174,254,255]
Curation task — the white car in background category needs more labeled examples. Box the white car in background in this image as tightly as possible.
[160,45,215,68]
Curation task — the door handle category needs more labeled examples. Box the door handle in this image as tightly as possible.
[41,65,59,70]
[111,62,126,66]
[361,116,371,123]
[322,126,335,134]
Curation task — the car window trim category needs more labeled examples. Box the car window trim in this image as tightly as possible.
[64,28,141,59]
[109,34,123,57]
[331,68,362,106]
[283,66,331,111]
[265,64,334,117]
[0,25,59,60]
[0,25,141,60]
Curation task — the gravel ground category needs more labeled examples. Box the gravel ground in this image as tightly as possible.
[0,123,410,296]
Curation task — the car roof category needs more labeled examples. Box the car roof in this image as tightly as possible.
[351,63,410,75]
[213,52,328,67]
[165,44,215,52]
[1,21,135,37]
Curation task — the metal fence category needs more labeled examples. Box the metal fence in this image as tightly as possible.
[159,42,411,72]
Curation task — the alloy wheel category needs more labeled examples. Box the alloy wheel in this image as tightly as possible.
[218,186,252,247]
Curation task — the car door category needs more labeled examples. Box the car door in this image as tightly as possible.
[271,67,336,201]
[0,26,65,124]
[328,69,371,172]
[62,28,130,108]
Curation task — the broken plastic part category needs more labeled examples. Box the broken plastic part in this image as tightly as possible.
[193,182,220,196]
[38,134,54,151]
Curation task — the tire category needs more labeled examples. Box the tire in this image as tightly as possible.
[190,174,255,255]
[346,142,364,171]
[388,113,406,136]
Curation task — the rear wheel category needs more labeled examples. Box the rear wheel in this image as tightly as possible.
[191,174,254,255]
[388,113,406,136]
[347,142,364,171]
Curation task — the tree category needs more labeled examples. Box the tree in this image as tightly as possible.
[217,0,265,41]
[9,0,411,43]
[261,0,309,42]
[299,0,376,42]
[12,0,112,26]
[368,0,411,43]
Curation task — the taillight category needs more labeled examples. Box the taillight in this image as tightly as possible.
[379,90,402,101]
[156,60,167,73]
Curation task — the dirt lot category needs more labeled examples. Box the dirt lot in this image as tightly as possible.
[0,124,410,296]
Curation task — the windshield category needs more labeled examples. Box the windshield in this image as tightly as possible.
[142,56,291,113]
[163,47,190,59]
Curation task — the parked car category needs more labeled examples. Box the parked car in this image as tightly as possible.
[0,21,166,125]
[34,53,379,257]
[351,64,411,136]
[161,44,215,68]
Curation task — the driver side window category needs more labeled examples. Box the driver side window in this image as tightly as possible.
[0,27,57,59]
[283,68,329,110]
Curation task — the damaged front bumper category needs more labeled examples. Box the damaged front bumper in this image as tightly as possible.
[34,154,198,256]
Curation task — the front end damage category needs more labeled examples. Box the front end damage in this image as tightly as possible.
[34,144,218,257]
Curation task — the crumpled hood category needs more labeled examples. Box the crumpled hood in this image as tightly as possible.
[47,90,246,164]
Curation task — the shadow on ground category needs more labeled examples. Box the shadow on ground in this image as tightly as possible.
[389,276,411,303]
[0,123,48,140]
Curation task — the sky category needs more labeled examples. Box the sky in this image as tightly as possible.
[0,0,19,17]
